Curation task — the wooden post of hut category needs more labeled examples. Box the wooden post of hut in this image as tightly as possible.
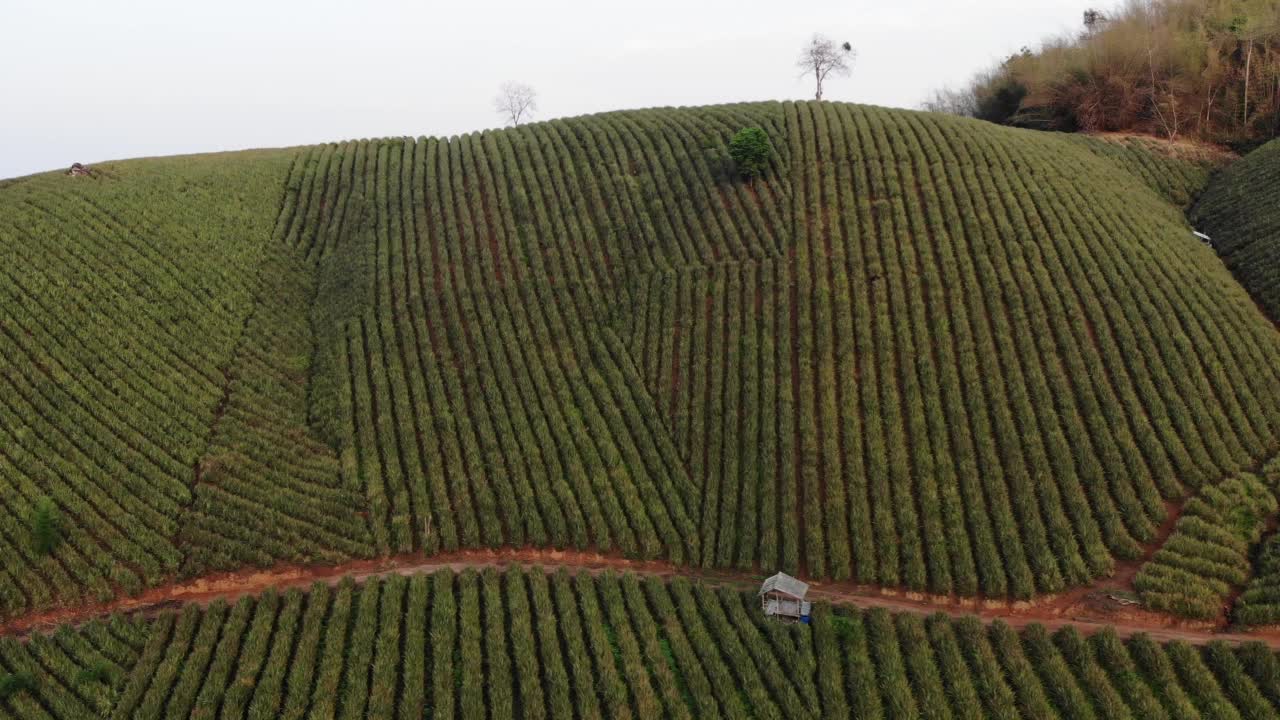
[759,572,811,623]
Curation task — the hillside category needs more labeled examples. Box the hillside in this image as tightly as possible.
[1,101,1279,626]
[295,103,1280,601]
[7,569,1280,720]
[1191,138,1280,323]
[1065,133,1233,208]
[935,0,1280,148]
[0,152,300,609]
[4,100,1280,719]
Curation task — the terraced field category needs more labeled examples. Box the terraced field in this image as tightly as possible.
[3,104,1280,622]
[1066,133,1232,209]
[8,570,1280,719]
[262,103,1279,603]
[1191,138,1280,323]
[4,103,1280,719]
[0,152,296,614]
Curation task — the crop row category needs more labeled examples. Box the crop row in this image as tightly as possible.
[0,614,148,719]
[1066,134,1225,208]
[291,124,719,562]
[1190,137,1280,322]
[6,99,1279,613]
[0,151,297,616]
[1232,458,1280,626]
[1136,471,1277,619]
[177,233,377,574]
[264,100,1280,599]
[10,570,1280,718]
[619,101,1280,596]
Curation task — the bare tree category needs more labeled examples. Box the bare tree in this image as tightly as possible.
[1141,1,1183,140]
[796,35,855,100]
[921,86,978,116]
[494,82,537,127]
[1082,8,1107,34]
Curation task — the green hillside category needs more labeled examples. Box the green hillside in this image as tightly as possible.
[5,100,1280,720]
[1191,138,1280,323]
[1065,134,1232,208]
[7,570,1280,719]
[1134,469,1277,619]
[278,102,1280,598]
[0,152,297,610]
[2,102,1280,622]
[0,614,148,718]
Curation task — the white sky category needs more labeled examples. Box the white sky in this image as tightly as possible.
[0,0,1097,180]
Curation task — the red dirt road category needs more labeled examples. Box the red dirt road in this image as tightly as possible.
[5,547,1280,647]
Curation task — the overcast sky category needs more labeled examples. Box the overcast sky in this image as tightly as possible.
[1,0,1098,180]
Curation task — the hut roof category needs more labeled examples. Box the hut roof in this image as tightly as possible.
[759,572,809,599]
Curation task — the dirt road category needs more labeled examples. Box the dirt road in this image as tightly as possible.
[4,547,1279,647]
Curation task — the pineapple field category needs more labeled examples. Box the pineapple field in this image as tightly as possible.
[3,101,1280,717]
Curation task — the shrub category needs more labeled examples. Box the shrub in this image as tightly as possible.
[728,127,771,180]
[29,496,60,555]
[0,671,35,700]
[74,660,113,685]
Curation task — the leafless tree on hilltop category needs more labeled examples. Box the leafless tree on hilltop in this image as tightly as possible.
[797,34,854,101]
[494,82,538,127]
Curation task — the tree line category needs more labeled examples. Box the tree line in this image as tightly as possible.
[926,0,1280,150]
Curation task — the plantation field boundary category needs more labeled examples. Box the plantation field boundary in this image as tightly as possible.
[6,550,1280,648]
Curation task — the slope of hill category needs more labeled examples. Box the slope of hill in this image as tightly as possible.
[0,614,148,718]
[8,569,1280,719]
[2,102,1280,623]
[1065,133,1233,208]
[0,152,299,615]
[285,102,1280,598]
[1191,138,1280,323]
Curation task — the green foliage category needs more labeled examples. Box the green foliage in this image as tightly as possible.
[622,101,1280,597]
[0,148,296,616]
[29,496,60,556]
[0,670,35,700]
[1191,138,1280,323]
[0,617,147,718]
[74,660,113,685]
[1232,485,1280,626]
[3,99,1280,627]
[178,236,375,575]
[1136,472,1277,619]
[18,569,1280,718]
[728,127,771,179]
[974,77,1026,124]
[1066,133,1232,208]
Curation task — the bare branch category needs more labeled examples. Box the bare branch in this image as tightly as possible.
[494,82,538,127]
[796,34,855,100]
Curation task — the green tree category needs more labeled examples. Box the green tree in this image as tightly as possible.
[30,496,60,555]
[728,128,771,180]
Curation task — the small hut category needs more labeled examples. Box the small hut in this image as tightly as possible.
[759,572,811,622]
